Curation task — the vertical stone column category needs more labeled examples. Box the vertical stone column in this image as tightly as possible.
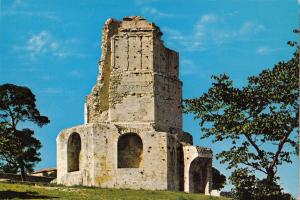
[205,158,212,195]
[84,102,88,124]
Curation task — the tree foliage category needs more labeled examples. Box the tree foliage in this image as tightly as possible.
[183,44,298,199]
[230,168,294,200]
[212,167,226,190]
[0,84,50,180]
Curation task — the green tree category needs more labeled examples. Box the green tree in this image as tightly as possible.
[212,167,226,190]
[183,44,298,199]
[0,84,50,181]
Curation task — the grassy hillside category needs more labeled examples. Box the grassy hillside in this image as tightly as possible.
[0,182,230,200]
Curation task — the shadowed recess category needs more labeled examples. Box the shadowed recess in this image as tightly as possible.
[189,157,209,193]
[117,133,143,168]
[67,132,81,172]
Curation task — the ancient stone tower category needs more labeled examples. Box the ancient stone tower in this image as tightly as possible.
[57,16,212,194]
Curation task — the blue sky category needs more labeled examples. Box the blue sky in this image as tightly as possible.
[0,0,298,197]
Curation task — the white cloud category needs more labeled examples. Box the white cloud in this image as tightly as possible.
[50,42,59,50]
[135,0,158,6]
[1,10,60,21]
[163,28,184,41]
[163,14,266,52]
[214,21,265,45]
[238,21,265,35]
[136,0,174,19]
[1,0,60,21]
[163,27,205,51]
[199,14,218,24]
[162,14,218,51]
[27,31,50,56]
[26,31,63,58]
[181,59,197,75]
[142,7,174,18]
[194,14,218,44]
[180,59,213,79]
[11,0,25,9]
[69,70,82,78]
[238,21,254,35]
[256,46,283,55]
[13,31,81,60]
[256,46,269,55]
[298,0,300,5]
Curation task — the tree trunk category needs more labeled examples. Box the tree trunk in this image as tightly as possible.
[19,163,26,181]
[266,168,275,183]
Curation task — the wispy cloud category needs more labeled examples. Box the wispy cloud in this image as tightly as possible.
[135,0,158,6]
[163,14,266,52]
[256,46,283,55]
[162,14,218,51]
[26,31,68,59]
[26,31,53,57]
[1,11,60,21]
[181,59,198,75]
[13,31,83,60]
[256,46,269,55]
[68,70,82,78]
[142,7,174,18]
[239,21,265,34]
[11,0,24,9]
[213,21,265,45]
[1,0,60,21]
[181,59,213,79]
[136,0,174,19]
[163,28,205,51]
[198,14,218,24]
[193,14,218,48]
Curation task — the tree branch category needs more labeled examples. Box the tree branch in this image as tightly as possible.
[240,160,267,174]
[269,128,293,171]
[244,133,265,160]
[6,106,16,130]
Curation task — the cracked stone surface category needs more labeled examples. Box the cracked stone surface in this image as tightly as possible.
[56,16,212,194]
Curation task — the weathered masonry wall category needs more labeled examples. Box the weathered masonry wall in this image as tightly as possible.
[108,31,155,123]
[85,16,182,132]
[57,123,170,190]
[57,124,94,186]
[166,134,184,190]
[86,19,120,123]
[57,16,212,194]
[153,37,182,132]
[182,145,212,195]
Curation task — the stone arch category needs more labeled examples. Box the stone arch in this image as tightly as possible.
[189,157,208,193]
[117,133,143,168]
[67,132,81,172]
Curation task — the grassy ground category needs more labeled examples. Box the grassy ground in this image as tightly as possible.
[0,182,230,200]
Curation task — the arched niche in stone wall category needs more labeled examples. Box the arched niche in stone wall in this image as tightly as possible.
[117,133,143,168]
[67,132,81,172]
[189,157,209,193]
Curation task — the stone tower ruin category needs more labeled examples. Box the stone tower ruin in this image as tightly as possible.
[57,16,212,194]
